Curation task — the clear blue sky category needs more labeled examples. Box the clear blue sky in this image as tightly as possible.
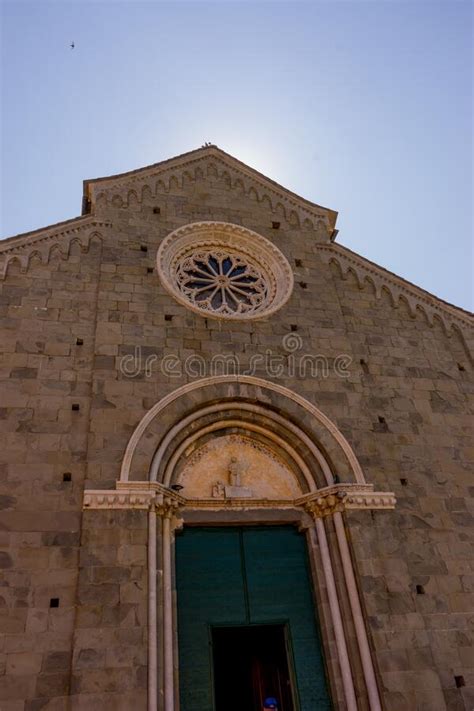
[1,1,472,309]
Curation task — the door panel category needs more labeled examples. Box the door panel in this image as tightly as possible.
[243,527,331,709]
[176,528,247,710]
[176,526,331,711]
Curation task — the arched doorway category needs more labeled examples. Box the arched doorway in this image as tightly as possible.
[83,376,395,710]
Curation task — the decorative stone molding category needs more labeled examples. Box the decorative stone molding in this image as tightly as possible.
[84,146,337,234]
[185,497,298,509]
[345,491,397,510]
[304,494,346,518]
[83,481,185,511]
[120,376,366,485]
[83,489,154,510]
[0,216,110,279]
[299,483,396,518]
[83,481,395,515]
[156,495,182,519]
[317,243,473,334]
[156,222,294,320]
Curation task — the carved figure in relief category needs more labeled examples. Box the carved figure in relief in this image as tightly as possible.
[211,456,253,499]
[225,456,252,498]
[228,456,248,487]
[212,481,225,498]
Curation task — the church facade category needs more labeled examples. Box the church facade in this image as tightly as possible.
[0,146,472,711]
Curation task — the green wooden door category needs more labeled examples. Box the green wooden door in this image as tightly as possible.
[176,526,331,711]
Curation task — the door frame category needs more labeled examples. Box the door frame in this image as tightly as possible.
[170,512,343,711]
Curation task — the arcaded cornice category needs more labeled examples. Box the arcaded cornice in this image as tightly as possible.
[83,145,338,234]
[0,215,111,279]
[317,242,473,335]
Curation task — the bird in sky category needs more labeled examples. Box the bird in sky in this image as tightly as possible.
[70,41,75,49]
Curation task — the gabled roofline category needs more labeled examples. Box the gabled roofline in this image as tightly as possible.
[337,243,473,319]
[82,144,338,230]
[1,147,471,329]
[316,242,473,331]
[0,214,102,253]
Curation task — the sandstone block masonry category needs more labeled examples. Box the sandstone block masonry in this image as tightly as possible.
[0,146,472,710]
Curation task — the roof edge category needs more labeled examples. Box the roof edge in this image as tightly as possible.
[319,242,473,325]
[0,214,107,253]
[82,145,338,229]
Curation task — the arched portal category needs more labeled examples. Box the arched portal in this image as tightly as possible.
[118,375,366,486]
[83,377,396,711]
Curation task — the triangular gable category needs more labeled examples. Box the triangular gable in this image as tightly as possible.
[82,145,338,235]
[0,147,471,339]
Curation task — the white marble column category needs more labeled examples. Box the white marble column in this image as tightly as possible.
[312,517,358,711]
[334,511,381,710]
[148,509,158,711]
[157,497,181,711]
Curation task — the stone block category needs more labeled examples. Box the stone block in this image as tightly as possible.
[35,672,70,697]
[6,652,43,675]
[0,674,36,701]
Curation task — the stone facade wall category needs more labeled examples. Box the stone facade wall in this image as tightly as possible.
[0,160,472,709]
[0,238,101,709]
[70,509,148,710]
[335,272,473,711]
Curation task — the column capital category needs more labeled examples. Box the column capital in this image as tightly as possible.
[304,493,346,519]
[155,493,182,519]
[298,483,396,519]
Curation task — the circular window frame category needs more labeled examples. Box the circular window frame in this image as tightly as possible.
[156,222,294,321]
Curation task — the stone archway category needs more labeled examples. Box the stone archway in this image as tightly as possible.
[83,377,396,711]
[118,375,366,486]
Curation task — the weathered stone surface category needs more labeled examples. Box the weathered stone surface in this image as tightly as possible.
[0,148,472,708]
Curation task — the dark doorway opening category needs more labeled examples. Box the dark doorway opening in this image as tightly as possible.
[212,624,296,711]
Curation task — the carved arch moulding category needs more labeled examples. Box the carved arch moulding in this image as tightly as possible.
[83,375,396,515]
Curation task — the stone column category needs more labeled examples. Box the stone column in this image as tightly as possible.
[156,496,182,711]
[305,493,383,711]
[333,511,381,711]
[148,508,158,711]
[305,498,358,711]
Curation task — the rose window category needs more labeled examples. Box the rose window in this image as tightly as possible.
[176,252,268,316]
[157,222,293,321]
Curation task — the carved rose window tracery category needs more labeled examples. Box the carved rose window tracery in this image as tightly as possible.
[157,222,294,321]
[176,251,268,316]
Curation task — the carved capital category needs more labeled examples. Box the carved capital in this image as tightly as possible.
[299,483,396,520]
[155,494,182,519]
[304,493,346,519]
